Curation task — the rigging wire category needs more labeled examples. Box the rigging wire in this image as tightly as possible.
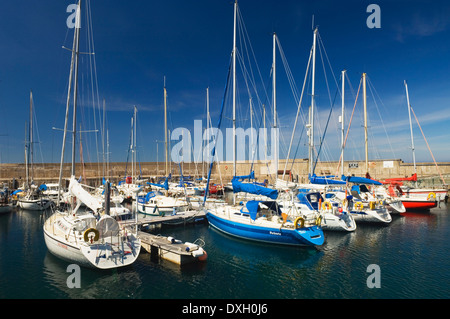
[335,77,362,176]
[366,76,397,159]
[410,106,445,185]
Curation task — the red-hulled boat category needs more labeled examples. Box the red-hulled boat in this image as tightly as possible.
[399,198,437,210]
[386,181,438,211]
[384,173,448,202]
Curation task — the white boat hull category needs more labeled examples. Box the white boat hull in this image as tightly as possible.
[43,211,141,269]
[137,195,189,216]
[44,227,92,267]
[350,208,392,224]
[400,187,447,201]
[137,202,187,216]
[386,200,406,214]
[321,212,357,231]
[18,198,52,211]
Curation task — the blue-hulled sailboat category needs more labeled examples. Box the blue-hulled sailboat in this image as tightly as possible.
[203,1,323,247]
[206,178,323,246]
[206,198,324,247]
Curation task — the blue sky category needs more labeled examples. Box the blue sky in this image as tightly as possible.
[0,0,449,166]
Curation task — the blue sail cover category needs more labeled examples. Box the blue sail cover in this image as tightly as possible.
[232,179,278,200]
[341,175,382,185]
[309,174,346,185]
[245,200,260,220]
[245,200,282,220]
[148,178,169,190]
[233,171,255,181]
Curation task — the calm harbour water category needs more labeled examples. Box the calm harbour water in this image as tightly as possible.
[0,202,449,300]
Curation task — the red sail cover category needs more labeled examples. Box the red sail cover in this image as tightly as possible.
[382,173,417,185]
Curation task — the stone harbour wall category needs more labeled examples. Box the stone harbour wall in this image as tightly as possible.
[1,158,449,190]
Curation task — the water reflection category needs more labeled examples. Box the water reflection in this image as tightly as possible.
[43,252,143,299]
[1,200,449,299]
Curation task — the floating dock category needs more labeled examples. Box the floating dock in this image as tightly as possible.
[138,231,207,265]
[136,209,207,227]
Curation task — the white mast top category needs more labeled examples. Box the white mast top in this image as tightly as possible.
[71,1,81,177]
[273,32,278,180]
[232,0,237,178]
[363,73,368,174]
[58,0,81,204]
[29,90,34,182]
[309,28,318,175]
[164,77,168,177]
[133,105,137,182]
[341,70,346,176]
[405,80,417,177]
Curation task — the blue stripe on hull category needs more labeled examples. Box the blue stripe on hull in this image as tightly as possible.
[206,212,324,247]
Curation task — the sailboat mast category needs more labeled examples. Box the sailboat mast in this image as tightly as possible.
[24,122,29,187]
[130,115,134,182]
[405,80,417,177]
[263,104,267,162]
[206,87,210,178]
[71,1,81,177]
[134,105,137,182]
[308,28,318,175]
[102,98,106,178]
[164,77,168,177]
[341,70,346,176]
[273,32,278,180]
[29,90,34,183]
[58,0,81,203]
[363,72,368,174]
[107,129,110,179]
[249,97,254,162]
[232,0,237,178]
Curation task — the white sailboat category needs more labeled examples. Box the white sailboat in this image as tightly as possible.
[332,73,392,224]
[117,106,146,201]
[275,29,356,231]
[43,0,141,269]
[281,191,356,232]
[328,188,392,223]
[137,191,189,216]
[137,79,193,215]
[18,91,53,211]
[380,81,447,208]
[44,177,141,269]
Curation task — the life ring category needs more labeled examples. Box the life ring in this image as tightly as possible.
[427,192,436,201]
[354,202,364,211]
[321,201,332,211]
[83,228,100,243]
[294,216,305,230]
[315,215,322,226]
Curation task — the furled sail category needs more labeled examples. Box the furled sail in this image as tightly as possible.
[69,175,102,212]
